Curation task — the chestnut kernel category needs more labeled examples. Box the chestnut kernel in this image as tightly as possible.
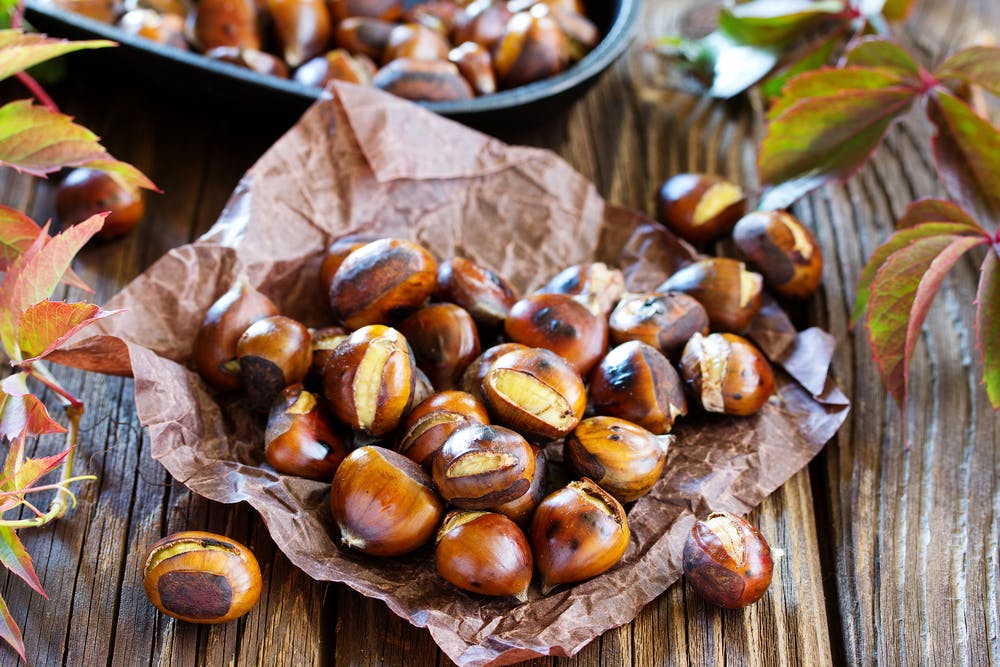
[398,303,480,391]
[539,262,625,317]
[679,332,774,416]
[733,210,823,300]
[308,325,349,381]
[435,257,519,329]
[460,342,529,404]
[530,478,630,593]
[55,167,145,239]
[565,417,673,502]
[432,424,535,509]
[505,293,608,377]
[236,315,313,410]
[492,445,546,524]
[265,384,349,481]
[142,531,262,624]
[396,390,489,469]
[656,173,747,245]
[683,511,773,609]
[589,341,687,435]
[608,291,709,354]
[331,446,444,556]
[657,258,763,333]
[435,511,533,599]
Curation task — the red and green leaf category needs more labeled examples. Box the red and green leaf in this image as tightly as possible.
[936,46,1000,100]
[767,65,913,119]
[866,233,988,408]
[718,0,845,47]
[1,451,68,500]
[18,300,121,362]
[842,37,921,80]
[0,30,113,85]
[0,592,25,661]
[927,89,1000,227]
[0,205,92,292]
[760,27,846,102]
[0,527,45,597]
[976,249,1000,408]
[897,197,983,229]
[0,374,66,441]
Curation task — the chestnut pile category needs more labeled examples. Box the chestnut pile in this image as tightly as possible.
[191,231,781,602]
[52,0,598,101]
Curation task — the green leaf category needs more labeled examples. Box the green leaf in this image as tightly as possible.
[0,204,92,292]
[718,0,845,47]
[866,233,987,408]
[0,526,44,597]
[936,46,1000,100]
[0,29,113,84]
[760,27,846,103]
[0,373,65,441]
[976,249,1000,408]
[880,0,915,20]
[767,66,912,120]
[927,90,1000,227]
[842,37,921,80]
[852,222,986,324]
[17,299,121,362]
[0,592,25,661]
[897,198,982,229]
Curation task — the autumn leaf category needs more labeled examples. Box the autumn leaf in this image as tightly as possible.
[717,0,845,47]
[841,37,921,79]
[936,46,1000,99]
[760,26,846,102]
[766,66,913,120]
[18,300,121,362]
[0,526,45,598]
[0,30,113,84]
[976,249,1000,408]
[897,197,982,229]
[0,374,65,441]
[0,204,92,292]
[0,592,24,661]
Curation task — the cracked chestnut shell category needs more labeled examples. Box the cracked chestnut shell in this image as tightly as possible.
[589,341,687,435]
[396,390,489,469]
[329,238,437,328]
[143,531,261,624]
[265,384,349,481]
[530,478,630,593]
[236,315,312,410]
[432,424,536,509]
[679,333,774,416]
[398,303,480,391]
[308,325,349,381]
[608,291,709,354]
[192,275,279,391]
[657,258,763,333]
[435,511,533,599]
[435,257,519,329]
[331,446,444,556]
[733,210,823,300]
[56,167,145,239]
[492,445,546,524]
[683,511,773,609]
[539,262,625,317]
[656,173,747,245]
[505,293,608,376]
[565,417,673,503]
[322,325,416,436]
[318,234,380,296]
[460,342,529,404]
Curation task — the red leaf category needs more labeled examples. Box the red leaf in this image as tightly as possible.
[976,249,1000,408]
[0,205,92,292]
[17,300,121,362]
[0,30,113,85]
[936,46,1000,100]
[0,593,25,661]
[867,234,987,408]
[0,374,66,441]
[927,90,1000,227]
[897,197,982,229]
[0,526,45,598]
[842,37,920,80]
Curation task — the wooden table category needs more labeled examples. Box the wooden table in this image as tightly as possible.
[1,0,997,664]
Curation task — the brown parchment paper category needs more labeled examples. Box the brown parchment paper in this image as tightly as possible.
[54,82,850,667]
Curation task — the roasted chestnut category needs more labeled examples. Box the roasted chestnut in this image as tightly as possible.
[333,16,399,59]
[331,446,444,556]
[142,531,262,624]
[308,325,349,380]
[432,424,536,509]
[328,238,437,328]
[732,210,823,300]
[265,384,349,481]
[565,417,672,502]
[452,0,513,50]
[318,234,380,296]
[55,167,145,239]
[187,0,260,51]
[117,9,188,48]
[589,341,686,435]
[204,46,290,77]
[504,293,608,376]
[267,0,332,67]
[683,511,773,608]
[657,258,763,333]
[492,445,546,524]
[656,173,747,245]
[481,347,586,439]
[403,0,460,35]
[372,58,475,101]
[327,0,402,21]
[398,303,480,390]
[383,22,451,63]
[236,315,313,410]
[530,478,630,593]
[679,332,774,416]
[545,3,597,59]
[460,342,530,404]
[192,275,279,391]
[493,5,570,89]
[49,0,120,22]
[608,291,709,354]
[448,41,496,95]
[396,390,489,469]
[539,262,625,317]
[295,49,377,87]
[322,325,416,436]
[435,511,533,599]
[435,257,519,329]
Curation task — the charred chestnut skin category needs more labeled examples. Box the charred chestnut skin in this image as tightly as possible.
[328,238,438,328]
[539,262,625,317]
[679,333,774,416]
[657,258,763,334]
[142,531,262,624]
[333,16,398,59]
[589,341,687,435]
[493,5,570,89]
[318,234,381,296]
[373,58,475,101]
[460,342,530,404]
[331,446,445,556]
[733,210,823,300]
[398,303,481,391]
[56,168,145,239]
[435,511,533,599]
[265,384,349,481]
[432,423,536,509]
[396,390,489,469]
[436,257,519,329]
[505,293,608,377]
[192,275,279,391]
[236,315,313,410]
[656,173,747,245]
[683,511,773,609]
[188,0,260,51]
[608,292,709,354]
[530,478,630,593]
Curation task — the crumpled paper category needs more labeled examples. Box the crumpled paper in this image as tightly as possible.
[54,82,850,666]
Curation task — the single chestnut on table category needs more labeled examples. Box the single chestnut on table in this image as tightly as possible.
[435,257,519,329]
[55,167,145,239]
[505,292,608,376]
[236,314,312,410]
[683,511,773,609]
[398,303,481,391]
[142,531,262,624]
[657,258,763,333]
[538,262,625,317]
[656,173,747,245]
[396,390,490,470]
[679,332,774,416]
[265,384,349,481]
[432,423,536,510]
[435,510,533,600]
[733,210,824,300]
[608,291,709,354]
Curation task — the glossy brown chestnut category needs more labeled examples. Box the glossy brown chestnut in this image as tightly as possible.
[545,3,597,59]
[117,9,188,48]
[683,511,773,609]
[492,445,546,524]
[589,341,687,435]
[322,325,416,436]
[412,367,435,409]
[396,390,489,469]
[331,446,444,556]
[373,58,475,101]
[318,234,381,296]
[448,41,496,95]
[142,531,262,624]
[452,0,513,50]
[565,417,672,502]
[327,0,402,21]
[493,5,570,89]
[679,332,774,416]
[308,326,349,380]
[539,262,625,317]
[328,238,438,328]
[267,0,331,67]
[608,291,709,354]
[237,315,313,410]
[383,22,451,63]
[50,0,120,22]
[187,0,260,51]
[130,0,189,17]
[295,49,377,87]
[481,347,586,439]
[733,210,823,300]
[459,342,530,403]
[333,16,399,59]
[204,46,290,77]
[530,478,630,593]
[403,0,460,35]
[435,511,533,599]
[55,167,145,239]
[265,384,349,481]
[398,303,480,390]
[656,173,747,245]
[192,275,279,391]
[432,424,536,509]
[435,257,519,328]
[505,293,608,376]
[657,258,763,333]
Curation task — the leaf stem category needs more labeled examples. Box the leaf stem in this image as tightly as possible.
[27,362,82,409]
[14,72,60,114]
